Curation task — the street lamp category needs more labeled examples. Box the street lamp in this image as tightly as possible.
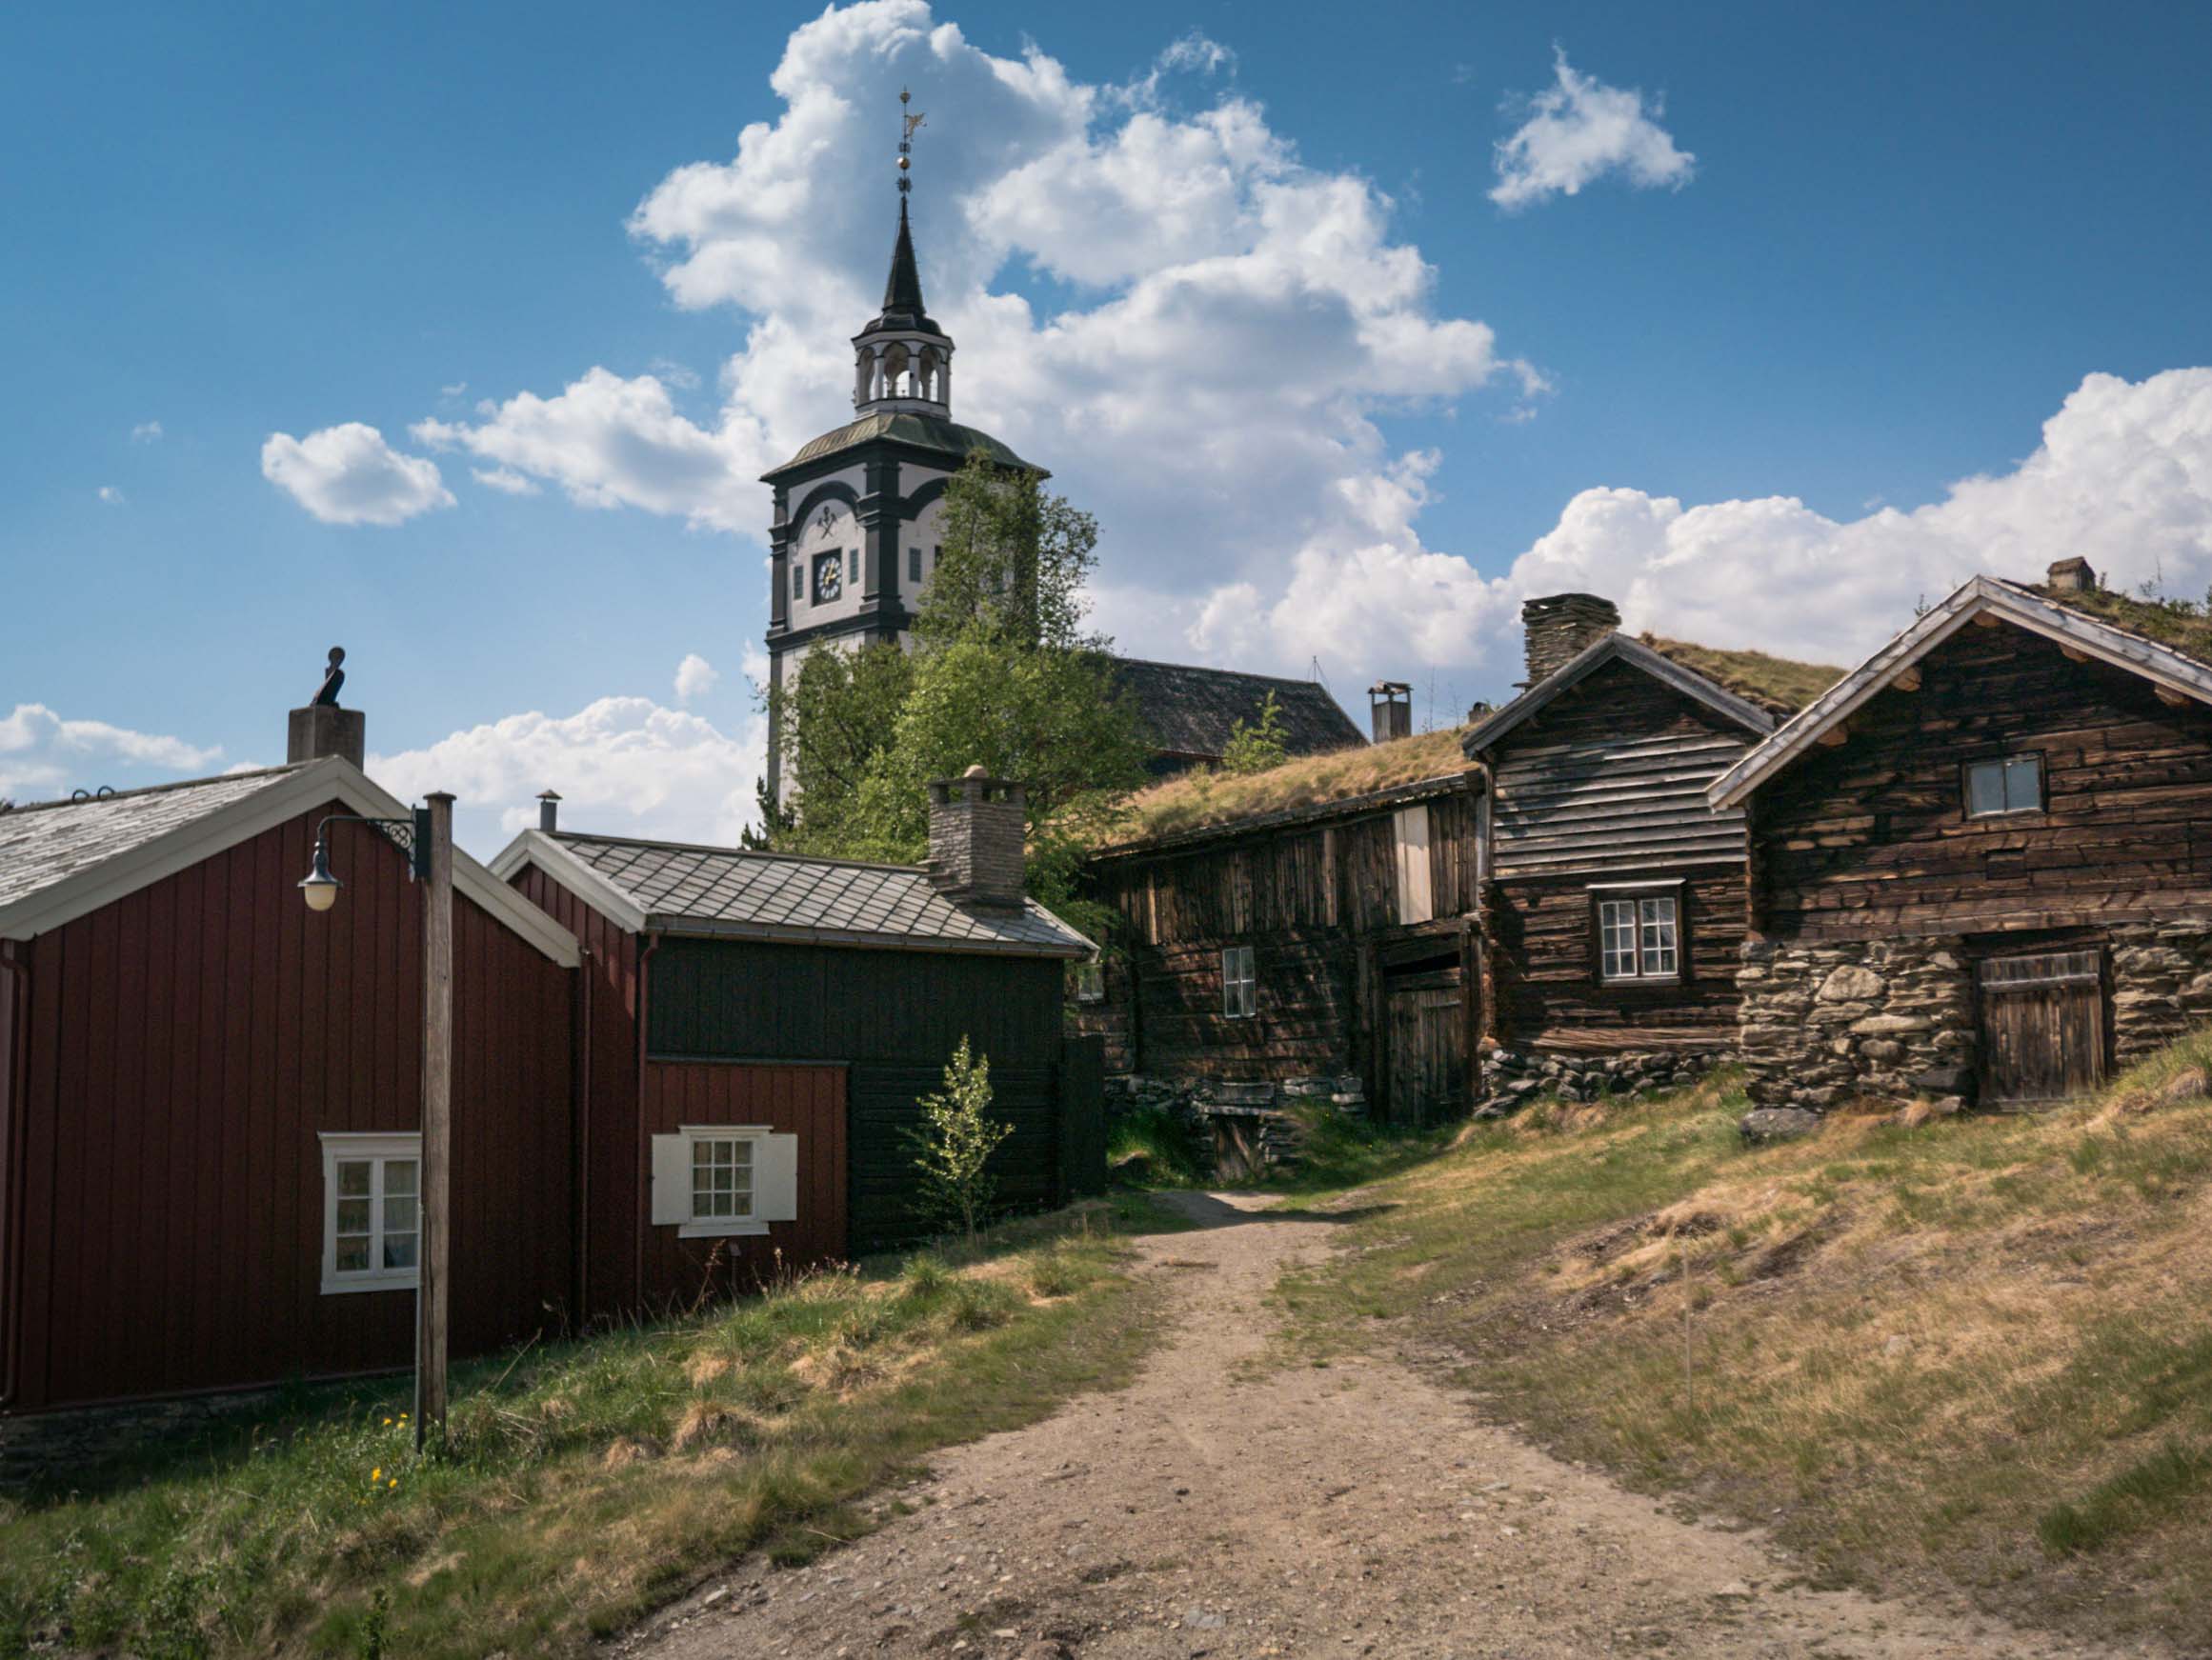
[298,795,454,1453]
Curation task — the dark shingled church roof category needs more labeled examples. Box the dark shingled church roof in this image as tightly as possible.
[767,411,1038,478]
[1108,658,1366,772]
[866,199,940,335]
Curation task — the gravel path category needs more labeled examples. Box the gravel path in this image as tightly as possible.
[618,1191,2159,1660]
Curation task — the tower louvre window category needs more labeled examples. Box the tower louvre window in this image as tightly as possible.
[909,546,921,583]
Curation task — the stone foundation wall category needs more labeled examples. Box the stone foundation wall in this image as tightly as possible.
[1104,1073,1365,1177]
[1739,919,2212,1113]
[1474,1047,1723,1117]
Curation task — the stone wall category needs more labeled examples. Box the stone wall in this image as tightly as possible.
[1104,1073,1364,1177]
[1738,919,2212,1113]
[1474,1046,1723,1116]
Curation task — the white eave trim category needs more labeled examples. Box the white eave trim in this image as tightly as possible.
[1708,576,2212,810]
[1,757,580,968]
[490,829,651,933]
[1462,632,1777,760]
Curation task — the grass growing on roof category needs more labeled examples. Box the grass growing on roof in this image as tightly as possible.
[1275,1040,2212,1647]
[0,1192,1182,1660]
[1102,726,1471,847]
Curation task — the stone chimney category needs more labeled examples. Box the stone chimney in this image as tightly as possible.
[1520,593,1621,687]
[2046,556,2097,593]
[286,646,365,769]
[537,790,562,832]
[926,766,1027,913]
[1369,682,1412,744]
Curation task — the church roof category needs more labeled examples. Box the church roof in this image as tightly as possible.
[763,410,1040,479]
[1108,658,1366,770]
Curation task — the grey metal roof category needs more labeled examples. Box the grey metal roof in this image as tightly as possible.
[764,412,1038,478]
[0,766,301,913]
[538,831,1093,958]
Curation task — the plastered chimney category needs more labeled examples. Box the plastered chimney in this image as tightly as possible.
[2046,557,2097,593]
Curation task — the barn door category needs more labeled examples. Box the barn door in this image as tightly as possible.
[1978,950,2106,1106]
[1384,969,1466,1127]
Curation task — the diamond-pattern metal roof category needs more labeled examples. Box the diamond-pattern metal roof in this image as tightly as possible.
[551,833,1091,957]
[0,767,301,912]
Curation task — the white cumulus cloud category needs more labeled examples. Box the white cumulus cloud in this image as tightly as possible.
[261,423,455,527]
[1491,50,1695,210]
[673,652,720,703]
[411,0,1532,682]
[369,695,765,858]
[0,704,223,799]
[472,465,541,496]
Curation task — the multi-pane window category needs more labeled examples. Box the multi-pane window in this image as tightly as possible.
[909,545,923,583]
[1597,895,1679,983]
[846,548,859,585]
[319,1132,421,1293]
[791,563,803,601]
[1073,958,1105,1003]
[690,1135,754,1223]
[1222,946,1257,1018]
[1965,754,2043,818]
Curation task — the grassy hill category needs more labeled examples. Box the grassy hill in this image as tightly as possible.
[1276,1036,2212,1648]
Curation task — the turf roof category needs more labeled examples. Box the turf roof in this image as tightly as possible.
[1638,636,1845,719]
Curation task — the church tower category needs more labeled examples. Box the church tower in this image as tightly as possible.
[760,90,1040,809]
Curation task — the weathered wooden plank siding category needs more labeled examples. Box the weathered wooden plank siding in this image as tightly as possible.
[1488,867,1745,1051]
[1490,658,1754,880]
[8,807,575,1412]
[1757,626,2212,941]
[1079,785,1480,1084]
[848,1063,1061,1252]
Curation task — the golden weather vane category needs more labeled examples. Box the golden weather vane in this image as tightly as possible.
[898,87,925,193]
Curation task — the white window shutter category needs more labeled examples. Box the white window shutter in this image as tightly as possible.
[649,1133,691,1227]
[755,1133,801,1223]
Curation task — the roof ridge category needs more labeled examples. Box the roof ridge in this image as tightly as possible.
[0,761,307,818]
[1113,655,1337,690]
[556,830,926,875]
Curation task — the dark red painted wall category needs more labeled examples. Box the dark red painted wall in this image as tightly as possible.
[512,865,641,1321]
[639,1062,847,1308]
[2,803,575,1412]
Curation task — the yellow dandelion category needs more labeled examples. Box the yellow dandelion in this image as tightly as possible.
[382,1417,393,1426]
[372,1468,382,1481]
[389,1478,398,1490]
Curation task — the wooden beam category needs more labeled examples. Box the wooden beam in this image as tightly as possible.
[2157,686,2190,709]
[417,790,454,1450]
[2061,644,2091,664]
[1817,724,1850,748]
[1892,666,1922,693]
[1971,610,2004,629]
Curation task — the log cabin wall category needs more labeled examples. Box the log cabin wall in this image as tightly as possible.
[1080,786,1479,1090]
[1753,623,2212,942]
[1478,657,1760,1055]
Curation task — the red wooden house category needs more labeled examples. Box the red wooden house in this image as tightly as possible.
[0,752,579,1414]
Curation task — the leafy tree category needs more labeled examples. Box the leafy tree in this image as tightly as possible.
[918,454,1097,650]
[1220,690,1290,775]
[905,1037,1015,1244]
[765,640,916,856]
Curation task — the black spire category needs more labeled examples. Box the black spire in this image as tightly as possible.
[876,196,933,330]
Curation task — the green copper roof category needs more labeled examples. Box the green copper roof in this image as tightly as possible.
[765,412,1040,478]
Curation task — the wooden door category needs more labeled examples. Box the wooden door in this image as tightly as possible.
[1385,970,1467,1127]
[1978,950,2106,1105]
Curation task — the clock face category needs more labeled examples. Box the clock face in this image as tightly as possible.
[813,550,843,602]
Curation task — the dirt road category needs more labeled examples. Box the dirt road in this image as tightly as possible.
[620,1191,2155,1660]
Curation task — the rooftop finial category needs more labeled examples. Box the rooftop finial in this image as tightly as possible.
[897,87,924,199]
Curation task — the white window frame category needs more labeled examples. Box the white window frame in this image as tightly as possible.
[1589,881,1683,985]
[1073,957,1106,1004]
[1963,752,2044,819]
[1222,945,1257,1019]
[318,1131,422,1295]
[672,1125,774,1238]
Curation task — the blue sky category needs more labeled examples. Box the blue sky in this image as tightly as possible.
[5,1,2210,852]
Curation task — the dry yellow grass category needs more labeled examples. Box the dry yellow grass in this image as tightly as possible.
[1278,1038,2212,1646]
[1639,635,1844,716]
[1102,726,1473,847]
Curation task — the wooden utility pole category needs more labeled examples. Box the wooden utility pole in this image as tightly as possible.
[415,791,455,1451]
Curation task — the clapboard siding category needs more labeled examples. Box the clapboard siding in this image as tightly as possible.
[1755,624,2212,941]
[849,1063,1059,1251]
[1490,659,1755,879]
[8,807,576,1412]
